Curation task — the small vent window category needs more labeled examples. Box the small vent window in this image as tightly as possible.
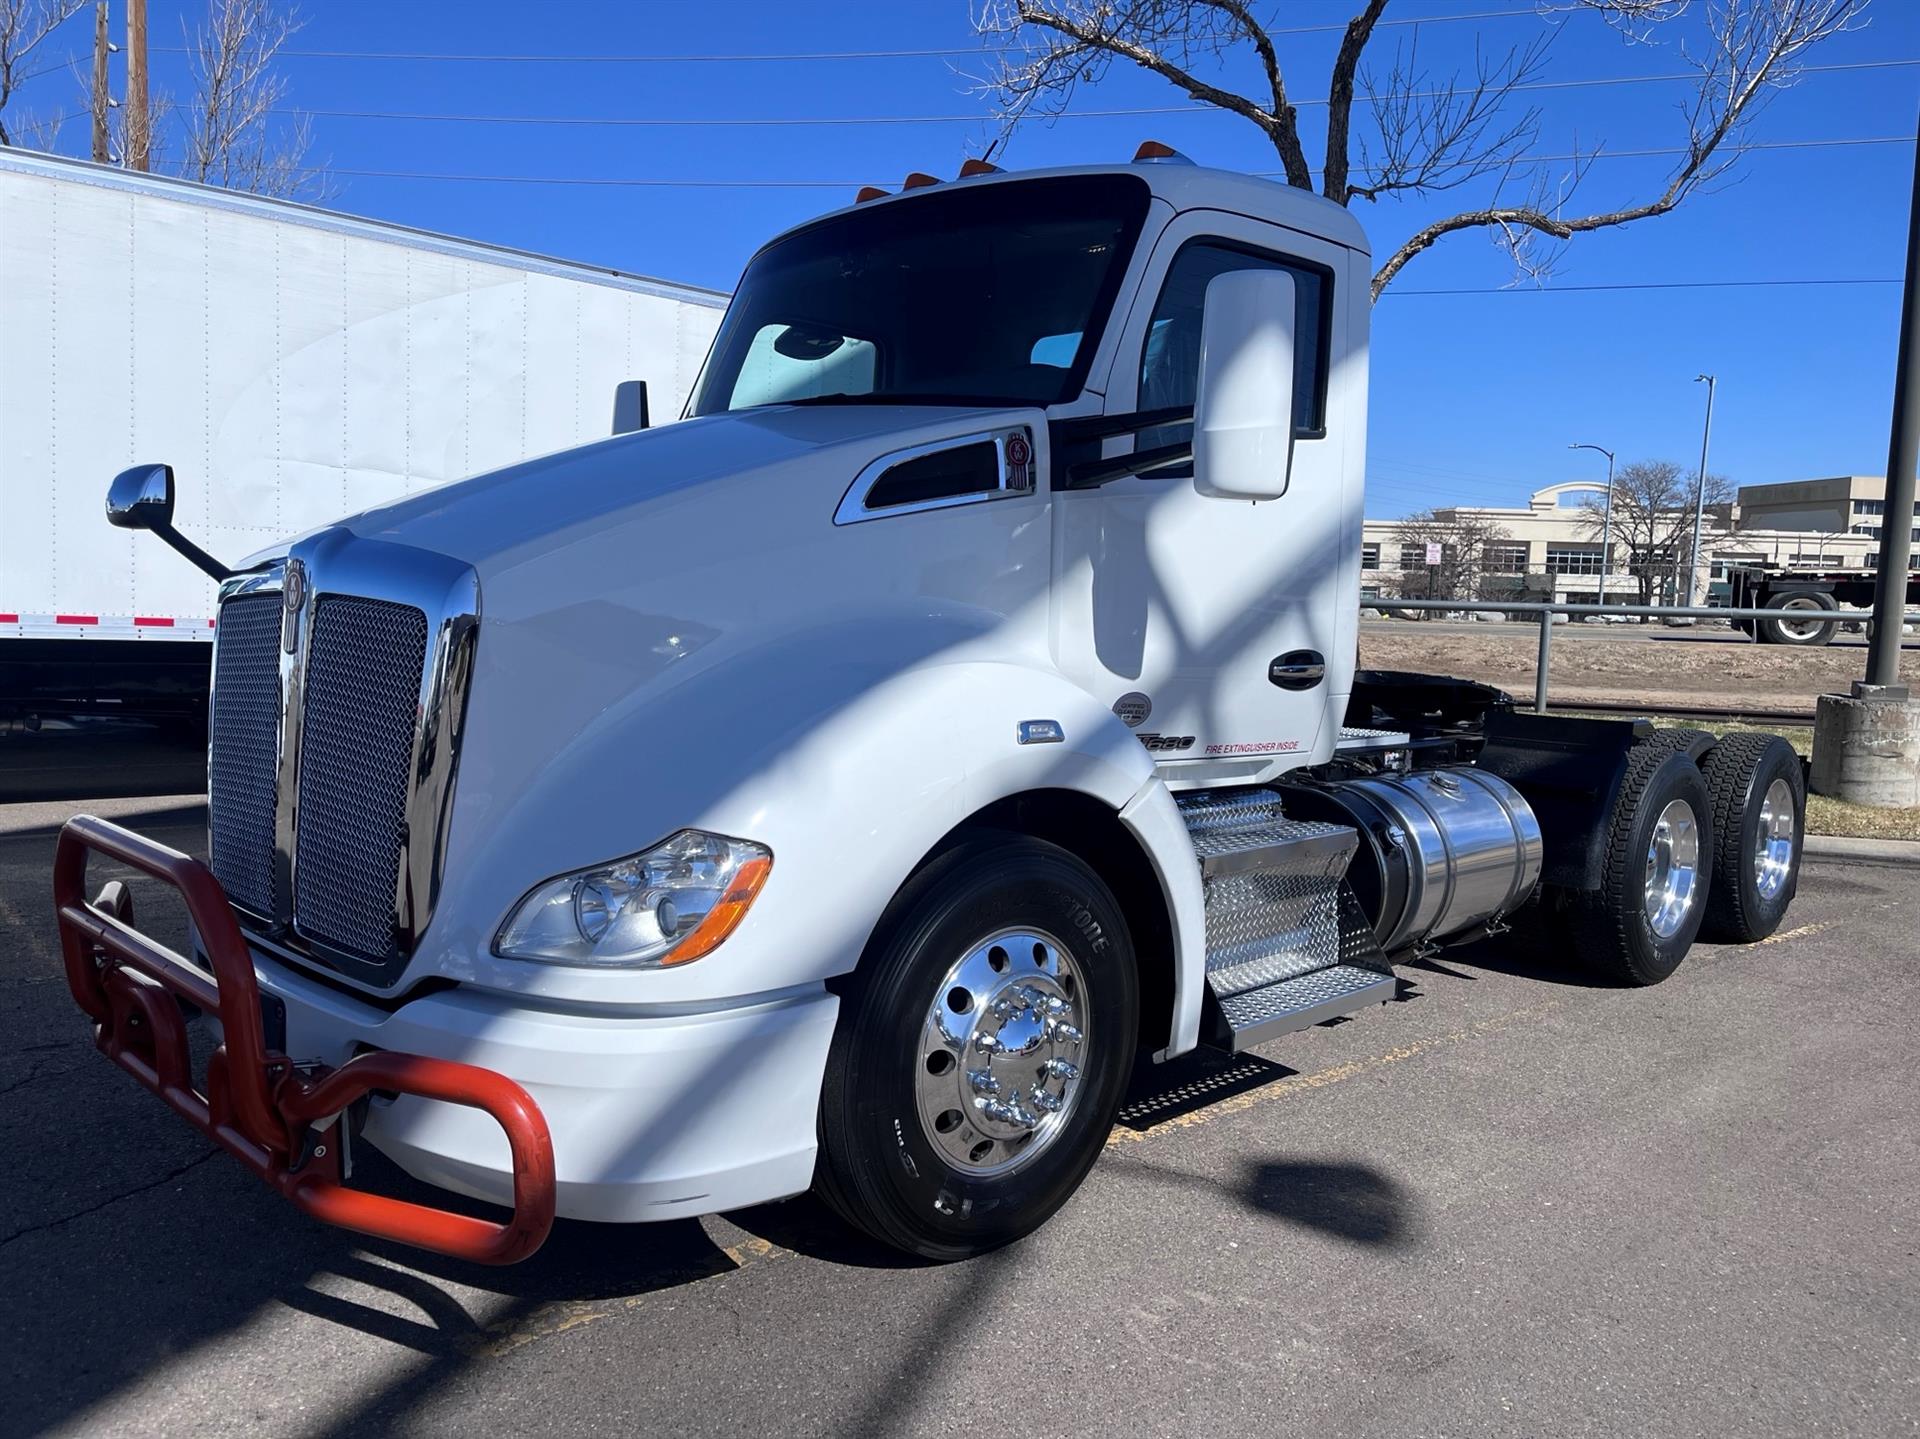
[865,441,1000,510]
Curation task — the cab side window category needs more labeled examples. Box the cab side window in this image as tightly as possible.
[1135,242,1329,466]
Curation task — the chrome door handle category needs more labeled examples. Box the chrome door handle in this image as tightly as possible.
[1269,650,1326,690]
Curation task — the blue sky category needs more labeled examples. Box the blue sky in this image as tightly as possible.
[19,0,1920,515]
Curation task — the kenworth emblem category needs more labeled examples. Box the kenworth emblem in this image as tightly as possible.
[281,557,307,653]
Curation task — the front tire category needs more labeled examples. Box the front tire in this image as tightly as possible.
[1572,746,1714,986]
[1699,734,1804,943]
[815,833,1138,1260]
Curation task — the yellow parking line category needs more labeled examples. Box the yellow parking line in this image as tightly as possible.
[1754,920,1834,947]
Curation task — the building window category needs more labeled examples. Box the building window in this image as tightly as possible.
[1485,542,1531,575]
[1855,499,1884,517]
[1789,553,1842,567]
[1852,524,1880,536]
[1360,542,1381,569]
[1399,542,1451,571]
[1544,544,1605,576]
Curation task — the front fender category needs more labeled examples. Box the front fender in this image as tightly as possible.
[419,617,1199,1026]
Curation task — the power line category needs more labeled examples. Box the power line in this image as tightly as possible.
[1386,277,1898,296]
[304,134,1915,191]
[147,6,1588,65]
[280,57,1920,129]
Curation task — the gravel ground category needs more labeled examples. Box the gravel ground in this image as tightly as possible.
[1358,622,1881,713]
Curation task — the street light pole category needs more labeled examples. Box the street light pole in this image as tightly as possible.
[1570,442,1615,604]
[1688,374,1717,605]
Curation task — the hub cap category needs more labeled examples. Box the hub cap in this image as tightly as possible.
[914,928,1089,1177]
[1644,798,1701,939]
[1753,777,1796,900]
[1778,598,1828,641]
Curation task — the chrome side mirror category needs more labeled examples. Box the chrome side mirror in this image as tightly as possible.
[103,462,232,580]
[106,463,176,530]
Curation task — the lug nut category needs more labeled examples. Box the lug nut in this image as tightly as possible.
[1049,1022,1083,1045]
[1029,1089,1063,1113]
[1045,1058,1079,1081]
[967,1068,1000,1095]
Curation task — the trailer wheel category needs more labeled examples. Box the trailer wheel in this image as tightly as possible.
[1755,592,1838,647]
[1699,735,1804,943]
[1572,746,1714,986]
[815,833,1137,1260]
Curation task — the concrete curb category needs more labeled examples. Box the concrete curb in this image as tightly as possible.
[1803,833,1920,867]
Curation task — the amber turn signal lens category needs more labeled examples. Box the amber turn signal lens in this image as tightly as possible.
[663,856,773,965]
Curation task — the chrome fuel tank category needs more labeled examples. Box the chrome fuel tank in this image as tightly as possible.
[1299,768,1543,953]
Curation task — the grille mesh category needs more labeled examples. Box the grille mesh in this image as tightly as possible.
[294,596,428,964]
[207,594,281,915]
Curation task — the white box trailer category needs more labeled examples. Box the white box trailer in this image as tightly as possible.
[0,149,725,725]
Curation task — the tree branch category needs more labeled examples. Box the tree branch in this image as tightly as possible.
[1322,0,1389,205]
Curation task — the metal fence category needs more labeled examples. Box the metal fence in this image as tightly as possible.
[1369,596,1920,714]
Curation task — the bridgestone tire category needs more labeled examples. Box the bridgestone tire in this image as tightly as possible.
[1571,746,1714,986]
[1756,592,1838,647]
[815,833,1138,1261]
[1699,734,1804,944]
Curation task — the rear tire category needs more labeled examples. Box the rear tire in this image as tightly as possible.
[1699,735,1804,943]
[1755,592,1838,647]
[815,833,1138,1261]
[1572,746,1714,986]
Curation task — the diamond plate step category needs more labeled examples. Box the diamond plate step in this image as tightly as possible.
[1214,963,1398,1051]
[1176,787,1398,1052]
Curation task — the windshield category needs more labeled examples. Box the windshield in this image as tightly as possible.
[690,174,1153,416]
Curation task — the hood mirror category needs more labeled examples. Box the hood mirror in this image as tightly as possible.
[107,463,176,530]
[772,324,846,361]
[104,463,232,580]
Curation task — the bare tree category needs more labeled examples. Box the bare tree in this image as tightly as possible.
[0,0,84,147]
[1388,508,1517,604]
[974,0,1867,299]
[1579,459,1732,605]
[178,0,316,197]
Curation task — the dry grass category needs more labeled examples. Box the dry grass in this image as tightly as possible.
[1804,795,1920,842]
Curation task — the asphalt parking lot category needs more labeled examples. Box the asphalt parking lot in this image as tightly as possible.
[3,792,1916,1438]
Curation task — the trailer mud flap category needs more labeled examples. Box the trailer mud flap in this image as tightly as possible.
[52,814,556,1265]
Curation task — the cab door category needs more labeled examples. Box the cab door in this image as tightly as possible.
[1048,208,1357,779]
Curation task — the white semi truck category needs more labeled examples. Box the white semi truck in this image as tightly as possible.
[0,149,724,734]
[54,150,1808,1265]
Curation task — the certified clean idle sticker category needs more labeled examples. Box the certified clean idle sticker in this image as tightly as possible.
[1112,692,1152,728]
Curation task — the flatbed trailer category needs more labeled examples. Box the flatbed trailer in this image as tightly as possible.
[1726,563,1920,645]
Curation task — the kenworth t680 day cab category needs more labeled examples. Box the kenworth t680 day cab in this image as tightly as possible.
[57,152,1808,1265]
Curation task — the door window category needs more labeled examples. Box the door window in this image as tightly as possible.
[1135,241,1331,468]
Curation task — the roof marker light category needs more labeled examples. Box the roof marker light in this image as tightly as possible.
[902,171,941,189]
[959,157,1002,178]
[854,185,888,203]
[1133,140,1194,165]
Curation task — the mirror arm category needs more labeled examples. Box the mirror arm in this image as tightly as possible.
[1049,406,1196,490]
[1062,441,1193,490]
[151,524,234,582]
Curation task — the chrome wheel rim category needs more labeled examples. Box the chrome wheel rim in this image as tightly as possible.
[1753,777,1796,901]
[914,927,1089,1178]
[1643,798,1701,939]
[1778,599,1827,641]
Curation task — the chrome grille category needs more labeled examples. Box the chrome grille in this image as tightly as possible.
[207,593,281,916]
[293,596,429,965]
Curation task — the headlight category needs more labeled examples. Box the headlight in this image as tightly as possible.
[494,830,772,968]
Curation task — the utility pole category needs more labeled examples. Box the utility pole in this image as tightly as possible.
[1867,113,1920,687]
[1687,374,1717,606]
[90,0,110,163]
[126,0,148,171]
[1569,442,1615,605]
